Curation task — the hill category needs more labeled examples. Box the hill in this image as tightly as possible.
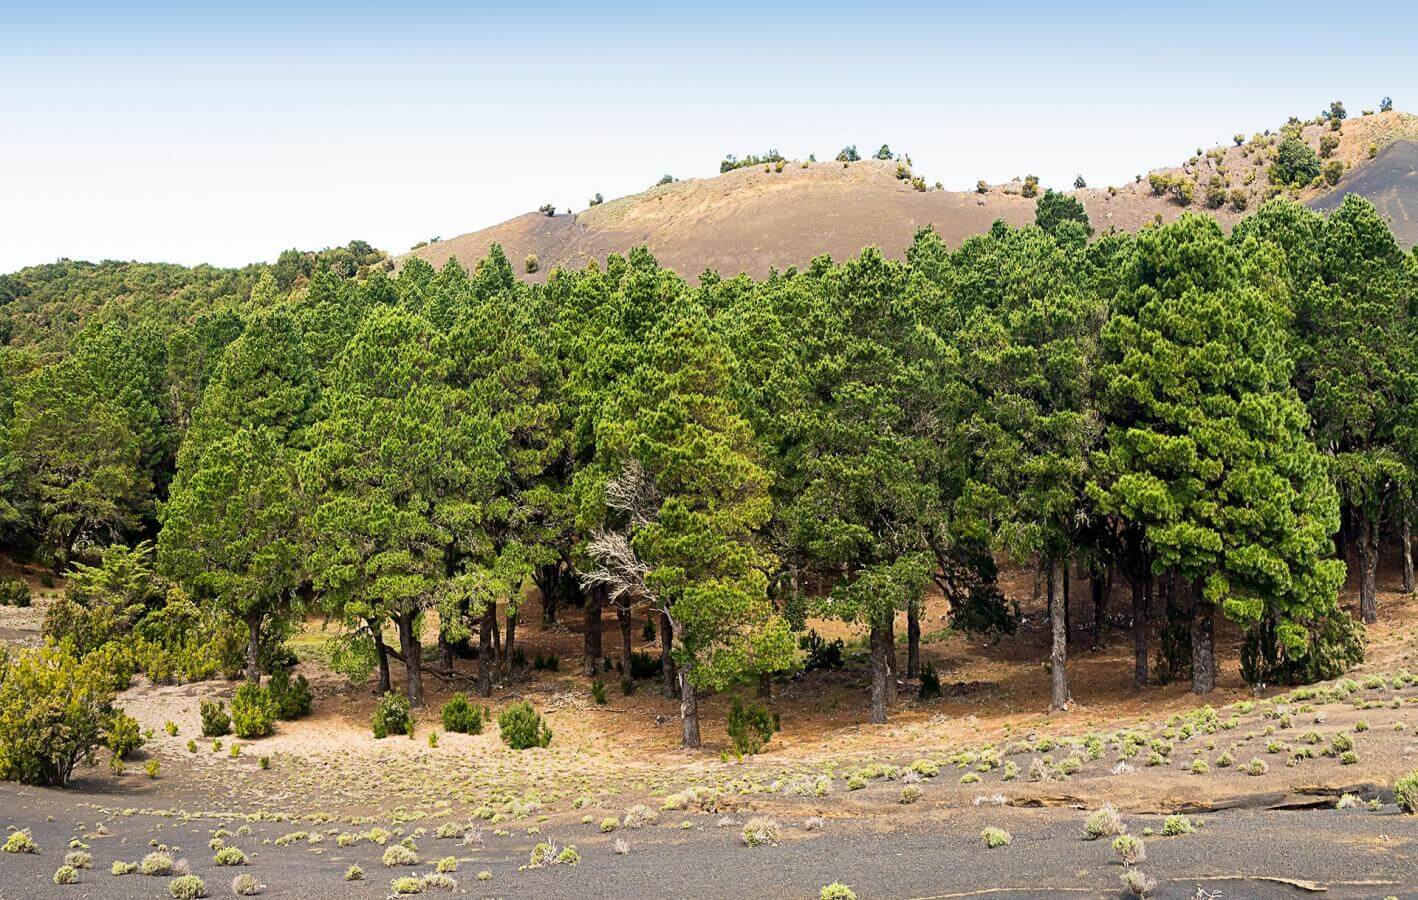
[408,110,1418,279]
[1309,139,1418,246]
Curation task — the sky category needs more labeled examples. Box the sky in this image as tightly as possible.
[2,1,1415,272]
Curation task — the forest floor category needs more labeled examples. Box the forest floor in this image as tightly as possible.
[0,558,1415,899]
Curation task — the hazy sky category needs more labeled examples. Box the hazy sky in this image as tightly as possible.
[3,1,1415,272]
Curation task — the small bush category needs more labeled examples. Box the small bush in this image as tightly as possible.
[900,784,922,804]
[266,669,312,720]
[590,681,608,705]
[1120,869,1156,897]
[981,827,1011,848]
[623,804,656,829]
[141,852,175,876]
[112,861,137,875]
[525,255,539,274]
[1161,814,1193,836]
[498,701,551,749]
[3,829,39,854]
[918,661,942,699]
[821,884,857,900]
[64,850,92,869]
[344,865,364,881]
[741,817,780,846]
[1112,833,1146,865]
[168,875,207,898]
[382,844,419,867]
[389,876,424,895]
[54,864,79,884]
[726,696,776,757]
[231,873,262,895]
[436,856,457,873]
[1394,770,1418,814]
[0,647,114,786]
[230,683,275,739]
[213,847,246,866]
[0,578,31,607]
[372,692,414,739]
[1083,803,1123,840]
[200,699,231,738]
[600,817,618,833]
[439,693,482,734]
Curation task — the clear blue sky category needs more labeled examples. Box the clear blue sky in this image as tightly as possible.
[2,1,1414,272]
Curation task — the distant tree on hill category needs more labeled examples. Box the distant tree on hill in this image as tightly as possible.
[656,174,675,186]
[874,144,893,160]
[1380,96,1393,112]
[1270,137,1320,187]
[836,145,860,163]
[1329,100,1347,122]
[538,204,555,216]
[1021,174,1040,198]
[1035,189,1092,237]
[1073,175,1086,189]
[589,193,603,206]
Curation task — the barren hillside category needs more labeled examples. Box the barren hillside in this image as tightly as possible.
[408,110,1418,280]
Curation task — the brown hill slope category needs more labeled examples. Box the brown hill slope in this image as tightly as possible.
[408,111,1418,280]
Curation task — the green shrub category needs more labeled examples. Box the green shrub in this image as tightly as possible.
[1395,770,1418,813]
[382,844,419,867]
[498,701,551,749]
[821,884,857,900]
[53,864,79,884]
[230,683,275,739]
[141,851,174,875]
[105,709,144,760]
[439,693,482,734]
[372,692,413,739]
[213,847,247,866]
[1270,137,1321,186]
[1161,814,1193,836]
[266,669,312,720]
[1241,613,1364,686]
[390,875,424,894]
[525,255,539,274]
[740,817,779,846]
[0,646,113,786]
[231,873,261,895]
[981,827,1011,848]
[168,874,207,898]
[3,829,39,853]
[590,680,608,704]
[200,699,231,737]
[726,696,776,757]
[1112,833,1145,865]
[111,861,136,875]
[0,578,31,607]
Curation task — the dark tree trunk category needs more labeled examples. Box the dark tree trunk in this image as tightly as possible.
[660,611,677,699]
[244,611,263,684]
[476,608,494,697]
[868,617,890,724]
[1191,590,1216,694]
[1132,574,1150,688]
[1091,566,1107,650]
[1335,506,1349,566]
[1359,516,1378,624]
[535,563,560,623]
[679,662,700,749]
[396,612,424,707]
[1062,564,1072,647]
[616,603,633,670]
[757,671,772,699]
[1403,516,1414,594]
[906,598,921,679]
[502,611,517,674]
[370,618,391,695]
[584,586,603,676]
[490,607,501,660]
[1049,560,1069,711]
[884,610,897,703]
[438,635,453,672]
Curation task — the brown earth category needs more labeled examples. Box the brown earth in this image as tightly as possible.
[406,111,1418,282]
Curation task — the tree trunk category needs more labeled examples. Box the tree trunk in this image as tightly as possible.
[1049,559,1069,711]
[1403,516,1414,594]
[884,610,897,703]
[583,587,603,676]
[1062,564,1072,647]
[757,671,772,699]
[438,633,454,672]
[1091,566,1107,650]
[1132,574,1150,688]
[476,607,494,697]
[536,563,559,623]
[1359,516,1378,624]
[1191,590,1216,694]
[1335,506,1349,567]
[679,662,700,749]
[244,611,263,684]
[660,611,677,699]
[868,617,889,724]
[490,607,501,659]
[396,612,424,707]
[370,618,391,695]
[906,598,921,679]
[502,611,517,674]
[616,603,633,670]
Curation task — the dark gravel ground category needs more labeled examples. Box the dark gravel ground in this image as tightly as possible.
[1,787,1413,900]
